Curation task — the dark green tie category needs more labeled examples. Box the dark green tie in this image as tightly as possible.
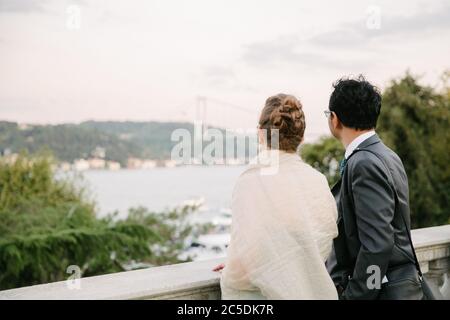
[339,158,347,176]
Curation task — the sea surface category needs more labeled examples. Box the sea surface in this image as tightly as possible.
[82,166,246,218]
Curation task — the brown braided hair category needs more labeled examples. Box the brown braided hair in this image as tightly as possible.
[258,94,306,152]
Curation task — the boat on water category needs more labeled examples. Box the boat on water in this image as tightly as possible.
[181,200,232,261]
[179,233,231,261]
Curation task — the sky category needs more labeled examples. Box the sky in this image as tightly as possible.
[1,0,449,139]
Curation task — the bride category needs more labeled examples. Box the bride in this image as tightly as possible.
[214,94,339,300]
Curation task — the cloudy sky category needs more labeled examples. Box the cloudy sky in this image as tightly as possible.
[1,0,449,138]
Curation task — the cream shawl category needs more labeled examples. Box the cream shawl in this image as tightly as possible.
[221,150,338,300]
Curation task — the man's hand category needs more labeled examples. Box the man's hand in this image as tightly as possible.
[212,263,225,272]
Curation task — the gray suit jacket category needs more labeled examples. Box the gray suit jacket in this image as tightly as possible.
[326,134,421,300]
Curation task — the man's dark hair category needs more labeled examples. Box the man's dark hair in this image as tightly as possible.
[329,75,382,130]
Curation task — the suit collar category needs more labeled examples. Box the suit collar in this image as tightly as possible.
[344,131,376,159]
[355,132,381,150]
[331,134,381,192]
[345,133,381,163]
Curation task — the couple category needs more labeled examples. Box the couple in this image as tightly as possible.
[214,76,423,300]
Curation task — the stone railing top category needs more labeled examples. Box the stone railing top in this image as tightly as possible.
[411,225,450,248]
[0,224,449,300]
[0,258,225,300]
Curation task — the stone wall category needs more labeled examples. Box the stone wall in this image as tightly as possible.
[1,225,449,300]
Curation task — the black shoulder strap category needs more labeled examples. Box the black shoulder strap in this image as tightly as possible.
[351,148,423,278]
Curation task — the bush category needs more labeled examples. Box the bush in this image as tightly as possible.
[377,72,450,228]
[300,136,344,187]
[0,153,208,289]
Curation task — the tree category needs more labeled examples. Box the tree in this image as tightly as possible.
[377,72,450,228]
[0,153,209,289]
[300,136,344,187]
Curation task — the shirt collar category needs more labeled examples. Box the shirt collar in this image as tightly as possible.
[344,130,376,159]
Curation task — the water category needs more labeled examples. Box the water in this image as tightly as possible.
[82,166,246,218]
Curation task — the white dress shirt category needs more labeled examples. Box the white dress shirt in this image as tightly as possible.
[344,130,376,159]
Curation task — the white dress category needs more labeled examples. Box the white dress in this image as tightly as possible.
[220,150,339,300]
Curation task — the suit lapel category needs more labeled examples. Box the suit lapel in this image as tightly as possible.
[331,134,381,220]
[331,178,341,195]
[332,134,380,189]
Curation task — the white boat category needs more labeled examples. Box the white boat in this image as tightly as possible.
[181,233,231,261]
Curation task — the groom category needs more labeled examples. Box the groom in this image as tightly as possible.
[325,76,423,300]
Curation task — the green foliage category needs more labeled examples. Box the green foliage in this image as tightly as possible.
[377,72,450,228]
[123,206,212,266]
[0,122,145,166]
[0,121,252,165]
[300,136,344,186]
[0,225,158,289]
[0,121,199,165]
[0,152,89,212]
[80,121,196,160]
[0,154,208,290]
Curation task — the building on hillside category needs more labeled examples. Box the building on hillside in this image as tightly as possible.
[127,157,143,169]
[73,159,89,171]
[141,160,157,169]
[88,158,106,170]
[107,161,121,171]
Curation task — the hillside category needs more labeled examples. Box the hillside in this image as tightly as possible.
[0,121,196,164]
[80,121,196,160]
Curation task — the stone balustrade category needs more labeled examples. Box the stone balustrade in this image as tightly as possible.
[0,225,449,300]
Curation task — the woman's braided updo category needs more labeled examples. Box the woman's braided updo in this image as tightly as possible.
[258,94,306,152]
